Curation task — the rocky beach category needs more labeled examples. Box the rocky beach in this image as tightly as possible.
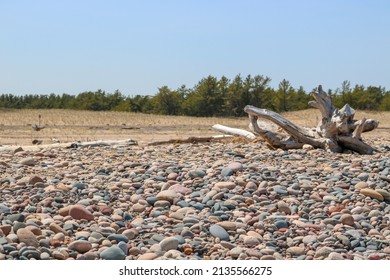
[0,141,389,260]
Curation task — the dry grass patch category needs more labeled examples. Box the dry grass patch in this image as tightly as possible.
[0,109,388,146]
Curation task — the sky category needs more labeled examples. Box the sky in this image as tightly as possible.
[1,0,389,96]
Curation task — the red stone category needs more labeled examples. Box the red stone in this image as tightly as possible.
[99,205,113,215]
[29,175,44,185]
[69,205,94,221]
[368,254,382,260]
[0,225,11,236]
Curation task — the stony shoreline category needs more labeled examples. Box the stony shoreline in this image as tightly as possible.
[1,142,390,260]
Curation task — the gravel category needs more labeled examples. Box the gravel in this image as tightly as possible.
[0,142,389,260]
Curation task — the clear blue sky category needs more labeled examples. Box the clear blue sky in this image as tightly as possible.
[1,0,389,96]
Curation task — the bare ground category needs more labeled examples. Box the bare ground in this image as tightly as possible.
[0,109,389,147]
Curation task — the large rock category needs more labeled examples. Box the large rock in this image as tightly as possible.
[100,245,126,260]
[69,205,94,221]
[17,228,39,248]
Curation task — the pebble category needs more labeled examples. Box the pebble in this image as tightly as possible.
[108,234,129,243]
[340,214,355,226]
[360,189,384,201]
[314,247,333,259]
[355,182,368,190]
[230,247,244,258]
[243,236,260,247]
[214,182,236,190]
[0,225,11,236]
[210,224,229,241]
[277,201,291,214]
[69,205,94,221]
[68,240,92,253]
[0,204,11,214]
[327,252,344,260]
[159,237,179,252]
[273,186,288,195]
[188,170,206,178]
[221,168,233,176]
[375,189,390,201]
[40,252,51,260]
[216,221,237,231]
[8,214,25,222]
[156,190,177,203]
[52,251,66,260]
[302,235,317,245]
[19,157,36,166]
[227,162,243,172]
[16,228,39,248]
[100,245,126,260]
[138,253,158,260]
[274,220,288,229]
[286,246,305,256]
[0,142,388,260]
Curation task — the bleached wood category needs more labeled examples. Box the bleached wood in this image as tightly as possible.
[239,85,379,154]
[0,139,138,152]
[212,124,256,139]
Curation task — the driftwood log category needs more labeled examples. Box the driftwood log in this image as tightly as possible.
[214,85,380,154]
[147,135,234,146]
[212,124,256,139]
[0,139,138,152]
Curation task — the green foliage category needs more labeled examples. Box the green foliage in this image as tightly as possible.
[378,92,390,111]
[1,77,389,115]
[151,86,183,115]
[182,75,224,116]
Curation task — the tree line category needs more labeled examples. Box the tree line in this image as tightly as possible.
[1,75,389,116]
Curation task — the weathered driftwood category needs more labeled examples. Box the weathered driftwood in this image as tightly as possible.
[242,85,379,154]
[147,135,234,146]
[69,139,138,148]
[212,124,256,139]
[0,139,138,152]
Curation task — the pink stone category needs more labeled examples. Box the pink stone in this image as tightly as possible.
[99,205,113,215]
[167,173,178,180]
[227,162,243,172]
[168,184,192,194]
[383,247,390,254]
[368,254,382,260]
